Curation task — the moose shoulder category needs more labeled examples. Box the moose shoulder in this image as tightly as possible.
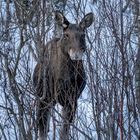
[33,11,94,140]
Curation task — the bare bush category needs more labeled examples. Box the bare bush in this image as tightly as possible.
[0,0,139,140]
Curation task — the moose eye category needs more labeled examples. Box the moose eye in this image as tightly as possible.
[63,33,69,40]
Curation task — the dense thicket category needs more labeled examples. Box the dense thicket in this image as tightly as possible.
[0,0,139,139]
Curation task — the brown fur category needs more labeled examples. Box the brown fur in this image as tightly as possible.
[33,11,94,140]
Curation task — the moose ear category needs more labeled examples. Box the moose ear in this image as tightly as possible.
[54,11,69,29]
[79,13,94,30]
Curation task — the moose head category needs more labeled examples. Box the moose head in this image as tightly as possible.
[55,11,94,60]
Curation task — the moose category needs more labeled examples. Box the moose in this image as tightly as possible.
[33,11,94,140]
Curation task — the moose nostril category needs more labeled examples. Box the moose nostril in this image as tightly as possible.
[81,47,85,52]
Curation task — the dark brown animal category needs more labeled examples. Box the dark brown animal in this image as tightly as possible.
[33,11,94,140]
